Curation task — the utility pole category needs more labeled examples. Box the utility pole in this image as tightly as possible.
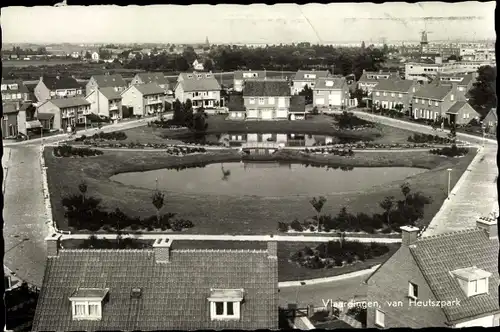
[447,168,452,199]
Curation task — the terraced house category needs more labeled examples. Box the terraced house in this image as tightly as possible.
[131,72,171,94]
[85,74,128,96]
[357,70,400,94]
[121,83,165,117]
[32,236,279,331]
[435,72,476,95]
[1,79,30,102]
[34,74,83,102]
[85,87,123,121]
[291,70,330,95]
[233,70,267,92]
[411,81,479,125]
[242,79,291,120]
[35,97,91,131]
[366,218,499,328]
[174,72,221,108]
[312,77,350,109]
[372,79,419,112]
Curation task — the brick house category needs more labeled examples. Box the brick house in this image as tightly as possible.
[1,102,27,138]
[131,72,171,94]
[291,70,330,95]
[312,77,350,109]
[32,236,279,331]
[411,81,478,125]
[85,74,128,96]
[483,108,497,135]
[121,83,165,117]
[85,87,123,121]
[34,75,83,102]
[242,79,291,120]
[357,70,400,95]
[1,80,30,102]
[35,97,91,131]
[174,72,221,108]
[366,218,499,328]
[436,72,476,94]
[372,79,419,112]
[233,70,267,92]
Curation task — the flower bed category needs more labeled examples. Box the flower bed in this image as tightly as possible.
[289,240,391,269]
[408,133,453,144]
[310,142,434,149]
[75,131,127,142]
[54,145,103,158]
[303,148,354,156]
[430,145,469,157]
[84,141,208,154]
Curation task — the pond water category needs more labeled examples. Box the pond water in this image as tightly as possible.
[179,133,361,146]
[111,162,426,197]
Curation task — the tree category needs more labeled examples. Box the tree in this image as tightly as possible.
[172,99,183,123]
[298,85,313,105]
[84,51,92,60]
[400,182,411,206]
[204,59,214,72]
[379,196,395,228]
[468,65,497,118]
[185,99,193,112]
[220,164,231,181]
[78,181,88,203]
[448,124,457,144]
[192,107,208,132]
[151,191,165,227]
[309,196,327,232]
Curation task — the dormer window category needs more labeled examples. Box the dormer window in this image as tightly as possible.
[408,282,418,299]
[187,74,193,79]
[451,267,491,297]
[325,80,334,87]
[208,289,244,321]
[69,288,109,321]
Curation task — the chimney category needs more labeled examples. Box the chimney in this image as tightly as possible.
[267,241,277,259]
[476,217,498,240]
[45,233,62,257]
[153,237,172,263]
[400,226,419,246]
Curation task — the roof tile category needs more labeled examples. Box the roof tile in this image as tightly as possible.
[133,83,165,96]
[373,79,415,93]
[92,74,127,88]
[243,80,290,97]
[47,97,90,109]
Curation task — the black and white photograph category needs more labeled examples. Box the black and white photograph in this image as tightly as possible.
[1,2,498,331]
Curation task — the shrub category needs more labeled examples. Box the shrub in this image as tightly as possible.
[54,145,103,157]
[278,222,289,232]
[334,111,374,129]
[429,144,468,157]
[290,219,304,232]
[408,133,452,144]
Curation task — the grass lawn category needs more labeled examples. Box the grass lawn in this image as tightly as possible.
[59,238,397,282]
[44,146,476,235]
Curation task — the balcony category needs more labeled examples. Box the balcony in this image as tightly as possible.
[145,98,162,105]
[109,103,119,110]
[192,94,215,101]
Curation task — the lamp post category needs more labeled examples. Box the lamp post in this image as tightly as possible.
[447,168,452,199]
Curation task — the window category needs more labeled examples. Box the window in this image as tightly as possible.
[74,303,86,317]
[88,304,99,316]
[428,100,432,105]
[383,92,387,96]
[227,302,235,316]
[451,94,454,101]
[376,92,380,96]
[421,99,424,104]
[375,309,385,327]
[408,282,418,299]
[463,113,466,119]
[258,98,265,105]
[268,97,275,104]
[415,98,419,103]
[215,302,224,315]
[398,93,402,98]
[435,101,438,106]
[249,98,255,104]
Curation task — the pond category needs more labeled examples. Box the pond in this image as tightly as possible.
[178,132,360,146]
[111,162,426,197]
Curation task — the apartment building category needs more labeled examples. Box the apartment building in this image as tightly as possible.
[242,79,291,120]
[85,87,123,120]
[85,74,128,96]
[312,77,350,109]
[35,97,91,131]
[174,72,221,108]
[291,70,330,95]
[366,219,499,328]
[233,70,267,92]
[34,75,83,102]
[121,83,165,117]
[372,79,419,112]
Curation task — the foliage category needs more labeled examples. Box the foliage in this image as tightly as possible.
[407,133,452,144]
[152,191,165,226]
[333,111,374,129]
[75,131,127,141]
[82,235,151,249]
[5,282,39,331]
[311,106,319,115]
[429,144,468,157]
[310,196,327,232]
[448,124,457,143]
[290,240,390,269]
[346,306,367,324]
[304,148,354,156]
[352,88,368,107]
[54,145,103,157]
[298,84,313,105]
[468,65,497,118]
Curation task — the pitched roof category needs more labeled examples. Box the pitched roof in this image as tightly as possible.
[1,79,29,93]
[133,83,165,96]
[41,75,81,90]
[243,80,290,97]
[438,73,475,87]
[47,97,90,109]
[136,72,170,86]
[413,84,452,100]
[32,244,278,331]
[2,102,18,114]
[92,74,127,88]
[485,108,497,121]
[358,71,399,83]
[313,77,347,90]
[36,112,55,120]
[177,73,221,92]
[373,79,415,93]
[234,70,267,80]
[293,70,330,81]
[290,95,306,113]
[228,94,245,112]
[409,228,499,323]
[99,87,122,100]
[445,101,469,114]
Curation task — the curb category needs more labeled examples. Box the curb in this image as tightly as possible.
[278,264,380,288]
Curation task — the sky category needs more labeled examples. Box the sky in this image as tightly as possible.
[1,2,496,44]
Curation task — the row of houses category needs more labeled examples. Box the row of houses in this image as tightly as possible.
[30,217,499,330]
